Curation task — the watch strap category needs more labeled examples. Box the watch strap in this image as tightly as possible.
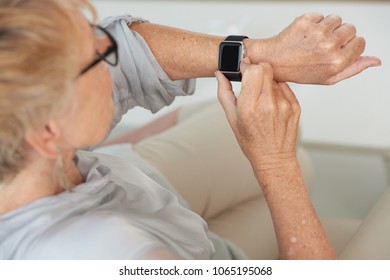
[223,72,242,82]
[225,35,248,42]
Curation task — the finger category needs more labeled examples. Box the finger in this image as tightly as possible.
[242,62,273,97]
[256,62,275,103]
[325,55,382,85]
[278,83,301,143]
[241,61,273,104]
[300,12,325,23]
[333,23,357,47]
[278,82,301,121]
[215,70,239,132]
[267,83,291,142]
[342,35,366,58]
[215,69,234,93]
[279,83,299,110]
[273,82,292,119]
[320,14,342,32]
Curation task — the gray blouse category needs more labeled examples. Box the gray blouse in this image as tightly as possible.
[0,15,214,260]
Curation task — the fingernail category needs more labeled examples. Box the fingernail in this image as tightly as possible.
[243,57,250,64]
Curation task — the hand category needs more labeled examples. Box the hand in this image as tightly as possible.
[247,13,381,85]
[216,60,337,260]
[216,58,300,173]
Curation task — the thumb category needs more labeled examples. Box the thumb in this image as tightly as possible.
[326,56,381,85]
[215,70,238,133]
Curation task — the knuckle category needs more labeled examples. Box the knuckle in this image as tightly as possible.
[307,12,323,18]
[294,14,310,27]
[279,101,291,114]
[324,14,342,26]
[311,26,326,36]
[329,14,342,22]
[262,102,276,115]
[295,14,305,22]
[328,55,345,73]
[301,12,323,21]
[318,39,338,51]
[342,23,356,34]
[292,103,301,116]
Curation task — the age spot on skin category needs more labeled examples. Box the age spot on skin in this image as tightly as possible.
[290,236,297,243]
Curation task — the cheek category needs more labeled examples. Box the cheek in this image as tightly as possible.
[75,99,114,147]
[88,75,115,142]
[66,70,115,148]
[97,64,115,107]
[100,66,115,123]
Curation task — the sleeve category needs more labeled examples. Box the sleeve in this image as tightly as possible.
[100,15,196,130]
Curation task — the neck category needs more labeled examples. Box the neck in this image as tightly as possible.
[0,150,83,216]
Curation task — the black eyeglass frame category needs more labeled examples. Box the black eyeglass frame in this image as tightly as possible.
[79,25,119,76]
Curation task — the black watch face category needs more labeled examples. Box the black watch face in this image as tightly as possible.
[218,42,242,72]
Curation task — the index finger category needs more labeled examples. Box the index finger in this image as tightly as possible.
[240,61,273,103]
[299,13,325,23]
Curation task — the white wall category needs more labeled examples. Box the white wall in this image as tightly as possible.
[91,0,390,148]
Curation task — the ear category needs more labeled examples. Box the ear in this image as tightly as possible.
[25,121,61,160]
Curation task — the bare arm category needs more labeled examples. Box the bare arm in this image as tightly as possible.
[129,13,380,84]
[129,22,223,80]
[254,161,335,259]
[216,59,336,259]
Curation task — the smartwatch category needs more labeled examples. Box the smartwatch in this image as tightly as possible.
[218,35,248,82]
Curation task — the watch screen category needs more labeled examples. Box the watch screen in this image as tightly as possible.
[218,42,242,72]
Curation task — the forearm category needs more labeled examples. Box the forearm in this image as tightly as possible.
[254,160,336,260]
[129,22,224,80]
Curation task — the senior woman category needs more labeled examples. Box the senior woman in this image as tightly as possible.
[0,0,380,259]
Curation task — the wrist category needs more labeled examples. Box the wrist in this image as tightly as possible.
[244,38,270,65]
[244,37,283,81]
[250,154,302,188]
[248,151,297,172]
